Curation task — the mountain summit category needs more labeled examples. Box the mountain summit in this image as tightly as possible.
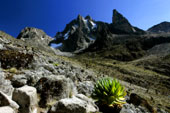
[112,9,134,33]
[110,9,145,34]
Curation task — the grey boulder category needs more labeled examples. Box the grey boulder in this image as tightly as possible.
[0,91,19,110]
[0,106,16,113]
[77,81,94,97]
[120,103,150,113]
[0,71,14,97]
[12,85,38,113]
[50,94,98,113]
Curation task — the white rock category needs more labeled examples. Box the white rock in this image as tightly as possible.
[76,94,98,113]
[0,106,15,113]
[0,72,14,98]
[0,44,3,49]
[12,85,37,113]
[50,94,98,113]
[0,91,19,110]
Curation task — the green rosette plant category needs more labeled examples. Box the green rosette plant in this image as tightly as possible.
[92,77,126,107]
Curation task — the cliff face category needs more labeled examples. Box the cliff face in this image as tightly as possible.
[112,9,136,34]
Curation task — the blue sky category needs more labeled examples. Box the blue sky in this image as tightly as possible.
[0,0,170,37]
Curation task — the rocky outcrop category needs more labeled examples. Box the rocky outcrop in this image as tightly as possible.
[148,21,170,33]
[12,85,38,113]
[49,94,98,113]
[17,27,52,45]
[16,27,55,54]
[0,71,14,97]
[36,75,77,107]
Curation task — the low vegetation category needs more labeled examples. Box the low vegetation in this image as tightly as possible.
[0,50,33,69]
[92,77,126,107]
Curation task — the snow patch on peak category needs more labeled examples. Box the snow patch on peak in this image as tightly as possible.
[73,24,79,29]
[89,20,97,29]
[64,31,70,40]
[82,17,97,31]
[89,37,95,41]
[82,17,88,24]
[51,43,63,48]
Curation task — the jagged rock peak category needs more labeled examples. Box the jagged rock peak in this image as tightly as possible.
[77,14,83,21]
[85,15,92,21]
[112,9,131,26]
[111,9,145,34]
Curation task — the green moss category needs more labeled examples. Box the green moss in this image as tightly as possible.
[0,50,33,69]
[53,63,59,66]
[9,67,18,73]
[163,54,170,61]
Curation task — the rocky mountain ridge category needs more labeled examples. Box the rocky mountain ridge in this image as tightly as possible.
[52,9,145,52]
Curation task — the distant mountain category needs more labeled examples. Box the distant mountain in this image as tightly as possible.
[50,15,97,52]
[51,9,145,52]
[148,21,170,33]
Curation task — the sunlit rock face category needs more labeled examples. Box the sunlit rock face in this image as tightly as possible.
[16,27,56,53]
[17,27,52,46]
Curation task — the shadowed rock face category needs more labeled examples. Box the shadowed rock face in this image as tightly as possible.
[148,21,170,33]
[110,9,145,34]
[51,15,97,52]
[112,9,134,34]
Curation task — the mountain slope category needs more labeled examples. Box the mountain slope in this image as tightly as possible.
[148,21,170,33]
